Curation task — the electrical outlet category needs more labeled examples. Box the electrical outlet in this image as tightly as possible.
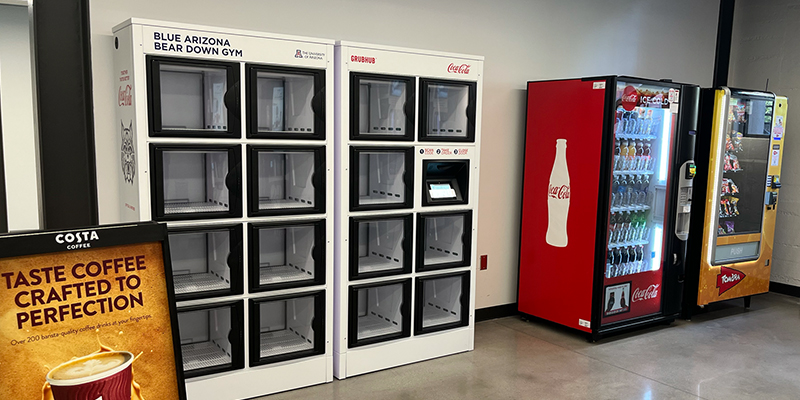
[480,255,488,270]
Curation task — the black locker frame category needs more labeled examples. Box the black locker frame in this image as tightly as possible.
[348,213,413,281]
[414,270,471,335]
[349,146,415,212]
[246,145,326,217]
[245,64,326,140]
[418,78,477,143]
[349,72,416,141]
[150,144,242,221]
[177,300,245,379]
[348,278,412,348]
[167,224,244,301]
[416,210,473,272]
[248,290,326,367]
[146,56,241,138]
[248,219,326,293]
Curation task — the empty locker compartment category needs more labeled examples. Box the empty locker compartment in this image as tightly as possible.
[249,291,325,366]
[147,56,240,138]
[417,211,473,271]
[246,64,325,139]
[249,220,325,292]
[151,145,241,220]
[168,225,243,301]
[349,214,412,280]
[247,146,325,216]
[348,279,411,348]
[415,272,470,335]
[419,79,476,142]
[350,73,414,140]
[177,301,244,378]
[350,147,414,211]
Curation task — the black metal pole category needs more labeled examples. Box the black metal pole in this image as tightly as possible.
[32,0,98,229]
[0,93,8,233]
[713,0,735,88]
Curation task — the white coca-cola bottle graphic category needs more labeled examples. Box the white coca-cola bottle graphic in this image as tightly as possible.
[546,139,570,247]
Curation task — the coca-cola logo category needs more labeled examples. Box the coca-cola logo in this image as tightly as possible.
[119,84,132,107]
[447,63,471,74]
[621,85,638,111]
[548,184,570,199]
[632,284,660,302]
[717,266,746,295]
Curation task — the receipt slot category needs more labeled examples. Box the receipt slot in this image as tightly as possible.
[422,160,469,206]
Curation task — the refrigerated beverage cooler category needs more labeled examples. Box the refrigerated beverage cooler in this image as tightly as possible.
[518,77,698,340]
[683,89,787,316]
[333,42,483,378]
[113,19,334,400]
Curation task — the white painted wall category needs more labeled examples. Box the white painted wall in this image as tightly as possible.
[0,4,40,232]
[729,0,800,288]
[88,0,719,309]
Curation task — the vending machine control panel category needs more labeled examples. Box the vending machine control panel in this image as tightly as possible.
[422,160,470,206]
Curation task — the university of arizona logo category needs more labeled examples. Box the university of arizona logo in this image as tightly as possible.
[295,49,303,58]
[121,121,135,184]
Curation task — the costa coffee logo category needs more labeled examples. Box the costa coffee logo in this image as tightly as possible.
[548,184,570,199]
[118,84,132,107]
[621,85,638,111]
[717,266,746,295]
[447,63,471,74]
[55,230,99,250]
[632,284,660,302]
[351,55,376,64]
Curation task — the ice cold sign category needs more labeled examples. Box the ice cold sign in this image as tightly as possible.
[153,32,243,58]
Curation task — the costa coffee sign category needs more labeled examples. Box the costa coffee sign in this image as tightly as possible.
[632,284,659,303]
[447,63,471,74]
[717,266,745,295]
[548,184,570,200]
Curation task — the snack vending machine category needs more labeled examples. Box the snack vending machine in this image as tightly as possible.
[112,19,333,399]
[518,77,699,340]
[333,42,482,377]
[683,89,787,316]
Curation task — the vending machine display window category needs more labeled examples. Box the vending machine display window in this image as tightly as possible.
[151,145,242,221]
[247,146,325,216]
[350,73,415,141]
[349,214,412,280]
[415,271,470,335]
[246,65,325,139]
[168,225,243,301]
[249,220,325,292]
[177,301,244,379]
[419,79,476,142]
[350,147,414,211]
[348,279,411,348]
[417,211,472,271]
[248,292,325,366]
[147,56,240,138]
[422,160,470,206]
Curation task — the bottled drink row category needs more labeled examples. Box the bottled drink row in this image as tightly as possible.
[611,174,652,209]
[613,139,655,172]
[608,210,649,246]
[605,245,651,278]
[615,107,662,138]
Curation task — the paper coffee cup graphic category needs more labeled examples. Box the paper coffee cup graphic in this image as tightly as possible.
[46,351,134,400]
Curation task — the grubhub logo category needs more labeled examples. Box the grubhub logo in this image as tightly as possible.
[717,266,745,295]
[55,230,99,250]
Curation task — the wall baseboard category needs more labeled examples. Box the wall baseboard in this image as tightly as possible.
[475,303,518,322]
[770,282,800,298]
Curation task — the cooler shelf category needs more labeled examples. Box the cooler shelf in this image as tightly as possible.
[173,272,229,294]
[258,264,312,285]
[423,248,461,265]
[165,201,228,215]
[259,330,313,358]
[357,313,400,339]
[358,254,401,273]
[422,303,460,327]
[182,342,231,371]
[258,199,313,210]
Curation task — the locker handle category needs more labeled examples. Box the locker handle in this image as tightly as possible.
[403,95,415,125]
[224,81,241,120]
[311,86,325,122]
[226,241,242,270]
[465,101,475,131]
[225,162,241,192]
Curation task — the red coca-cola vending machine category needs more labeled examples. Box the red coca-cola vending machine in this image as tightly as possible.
[518,77,698,340]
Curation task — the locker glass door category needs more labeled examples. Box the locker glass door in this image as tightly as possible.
[349,214,412,280]
[248,146,325,216]
[249,292,325,366]
[415,272,470,334]
[417,211,472,271]
[350,73,414,141]
[168,225,243,300]
[177,301,244,378]
[247,65,325,139]
[419,79,476,142]
[249,221,325,292]
[348,279,411,347]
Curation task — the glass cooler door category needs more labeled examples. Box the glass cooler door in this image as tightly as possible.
[246,65,325,139]
[151,145,242,221]
[415,271,470,335]
[147,56,240,138]
[177,301,244,378]
[248,146,325,216]
[350,73,415,141]
[348,279,411,348]
[419,79,476,142]
[349,214,413,280]
[350,147,414,211]
[168,224,243,301]
[417,211,472,272]
[249,220,325,292]
[248,291,325,366]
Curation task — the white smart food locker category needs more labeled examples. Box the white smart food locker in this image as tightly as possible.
[112,19,334,400]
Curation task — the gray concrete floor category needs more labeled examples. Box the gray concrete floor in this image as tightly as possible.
[259,293,800,400]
